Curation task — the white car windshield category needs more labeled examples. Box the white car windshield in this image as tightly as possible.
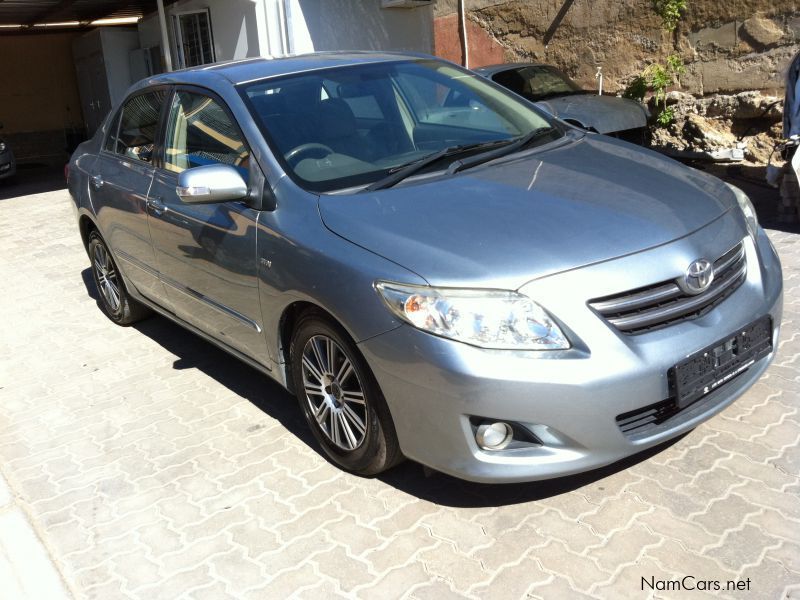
[241,59,558,192]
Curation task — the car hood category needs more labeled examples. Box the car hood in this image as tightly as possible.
[318,134,735,289]
[536,94,647,133]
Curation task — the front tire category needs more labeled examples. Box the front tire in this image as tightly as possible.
[290,312,402,476]
[88,231,150,325]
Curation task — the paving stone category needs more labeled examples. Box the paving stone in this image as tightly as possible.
[704,524,783,571]
[361,525,438,573]
[409,578,477,600]
[690,493,763,536]
[579,492,653,537]
[355,560,432,599]
[312,545,377,592]
[738,556,800,600]
[206,547,266,596]
[467,555,551,599]
[423,510,491,554]
[531,509,602,554]
[590,522,663,573]
[529,574,601,599]
[535,540,612,593]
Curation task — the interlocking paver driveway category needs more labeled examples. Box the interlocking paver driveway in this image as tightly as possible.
[0,180,798,599]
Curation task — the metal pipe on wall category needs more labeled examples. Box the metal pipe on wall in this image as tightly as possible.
[156,0,172,72]
[458,0,469,68]
[277,0,290,55]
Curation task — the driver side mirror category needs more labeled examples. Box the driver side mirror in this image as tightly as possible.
[176,164,248,204]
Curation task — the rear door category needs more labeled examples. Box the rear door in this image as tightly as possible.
[146,87,266,361]
[91,89,170,306]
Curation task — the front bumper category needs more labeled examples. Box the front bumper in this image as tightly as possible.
[359,225,783,483]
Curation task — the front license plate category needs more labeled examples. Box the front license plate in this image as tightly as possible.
[669,316,773,409]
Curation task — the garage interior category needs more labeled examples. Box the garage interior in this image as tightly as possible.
[0,1,175,168]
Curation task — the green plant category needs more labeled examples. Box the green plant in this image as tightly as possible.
[626,1,688,126]
[653,0,687,31]
[656,107,676,126]
[626,55,685,126]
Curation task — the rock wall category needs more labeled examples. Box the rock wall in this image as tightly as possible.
[434,0,800,96]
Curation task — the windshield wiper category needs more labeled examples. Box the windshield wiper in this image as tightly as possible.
[364,139,514,192]
[445,127,557,175]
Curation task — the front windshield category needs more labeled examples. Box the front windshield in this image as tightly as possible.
[493,66,584,101]
[240,59,557,192]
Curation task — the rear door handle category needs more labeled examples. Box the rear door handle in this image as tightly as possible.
[147,196,167,216]
[90,175,103,189]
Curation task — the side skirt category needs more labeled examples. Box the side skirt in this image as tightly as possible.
[132,292,290,390]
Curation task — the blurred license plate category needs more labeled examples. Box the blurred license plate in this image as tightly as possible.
[669,316,772,408]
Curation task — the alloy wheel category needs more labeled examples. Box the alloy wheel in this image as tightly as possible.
[301,334,368,451]
[93,243,121,313]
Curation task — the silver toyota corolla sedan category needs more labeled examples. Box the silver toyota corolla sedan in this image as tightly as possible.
[67,52,782,483]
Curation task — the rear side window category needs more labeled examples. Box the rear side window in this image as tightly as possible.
[114,91,166,163]
[163,91,250,181]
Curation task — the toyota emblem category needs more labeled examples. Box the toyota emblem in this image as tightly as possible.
[680,259,714,295]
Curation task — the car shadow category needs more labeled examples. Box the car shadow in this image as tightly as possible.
[0,164,66,201]
[80,267,688,508]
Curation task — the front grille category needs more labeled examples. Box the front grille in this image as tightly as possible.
[588,241,746,335]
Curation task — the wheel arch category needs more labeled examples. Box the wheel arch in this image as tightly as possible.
[78,213,99,254]
[278,300,344,393]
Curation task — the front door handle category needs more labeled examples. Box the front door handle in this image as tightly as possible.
[90,175,103,189]
[147,196,167,216]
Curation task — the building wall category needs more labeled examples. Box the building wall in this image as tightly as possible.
[433,12,503,68]
[435,0,800,96]
[137,0,435,67]
[0,32,84,163]
[287,0,434,54]
[138,0,263,68]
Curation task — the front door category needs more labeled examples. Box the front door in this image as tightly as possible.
[91,90,169,305]
[147,89,266,361]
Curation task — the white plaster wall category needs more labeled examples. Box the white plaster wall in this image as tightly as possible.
[141,0,264,67]
[286,0,434,54]
[99,29,140,105]
[136,0,434,69]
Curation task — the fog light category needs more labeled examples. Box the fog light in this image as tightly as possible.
[475,422,513,450]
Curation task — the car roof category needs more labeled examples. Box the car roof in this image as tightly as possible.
[129,51,433,94]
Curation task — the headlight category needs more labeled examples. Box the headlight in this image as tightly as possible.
[725,183,758,237]
[0,142,6,153]
[376,281,569,350]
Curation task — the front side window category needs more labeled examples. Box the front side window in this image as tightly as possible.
[242,59,557,193]
[114,91,166,163]
[163,91,250,181]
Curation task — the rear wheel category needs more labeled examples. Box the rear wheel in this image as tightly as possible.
[290,312,402,476]
[88,231,150,325]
